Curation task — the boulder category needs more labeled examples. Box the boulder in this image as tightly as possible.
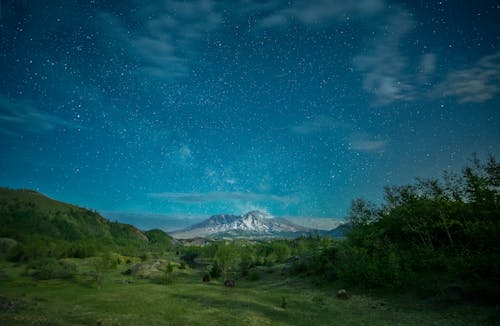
[224,279,236,287]
[336,289,349,300]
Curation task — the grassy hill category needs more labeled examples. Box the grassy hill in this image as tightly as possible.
[0,187,172,259]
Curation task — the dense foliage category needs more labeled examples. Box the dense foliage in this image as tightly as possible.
[0,188,173,260]
[341,156,499,288]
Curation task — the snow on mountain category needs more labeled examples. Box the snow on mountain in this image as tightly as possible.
[170,210,311,239]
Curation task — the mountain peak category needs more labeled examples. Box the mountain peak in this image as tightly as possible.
[243,210,273,219]
[170,210,309,239]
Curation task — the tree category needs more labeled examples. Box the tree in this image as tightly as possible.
[215,244,239,280]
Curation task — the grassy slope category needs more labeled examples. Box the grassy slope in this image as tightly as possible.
[0,188,163,247]
[0,188,85,215]
[0,260,496,326]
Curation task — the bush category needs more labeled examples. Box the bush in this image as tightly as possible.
[153,262,174,285]
[209,261,222,279]
[0,238,18,257]
[140,252,152,262]
[280,296,287,309]
[202,273,211,282]
[248,269,260,281]
[30,258,77,280]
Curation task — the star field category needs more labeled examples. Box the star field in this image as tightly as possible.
[0,0,499,225]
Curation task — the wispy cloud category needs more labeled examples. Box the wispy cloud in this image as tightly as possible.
[0,95,80,135]
[256,1,500,106]
[258,0,384,28]
[353,10,417,105]
[254,1,421,105]
[178,144,192,161]
[291,115,388,153]
[149,191,298,205]
[417,53,437,84]
[431,51,500,103]
[348,133,387,152]
[101,0,221,80]
[290,115,339,134]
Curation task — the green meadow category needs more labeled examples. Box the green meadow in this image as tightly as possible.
[1,259,496,326]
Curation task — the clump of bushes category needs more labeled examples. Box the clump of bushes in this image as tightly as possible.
[152,262,174,285]
[209,261,222,279]
[29,258,77,280]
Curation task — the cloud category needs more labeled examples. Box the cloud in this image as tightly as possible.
[258,0,384,28]
[255,1,421,106]
[0,95,81,135]
[290,115,338,134]
[291,115,388,153]
[417,53,437,84]
[348,133,387,152]
[149,191,298,205]
[431,51,500,103]
[353,10,417,105]
[178,144,192,160]
[101,0,222,80]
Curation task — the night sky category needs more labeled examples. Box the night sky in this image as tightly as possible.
[1,1,499,226]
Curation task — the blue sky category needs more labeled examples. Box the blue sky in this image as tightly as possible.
[0,0,499,226]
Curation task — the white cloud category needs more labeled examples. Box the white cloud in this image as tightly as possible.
[291,116,388,153]
[225,178,237,185]
[255,1,421,106]
[353,10,416,105]
[258,0,384,28]
[149,191,298,205]
[102,0,222,80]
[290,115,338,134]
[417,53,437,84]
[178,144,192,160]
[348,133,387,152]
[431,51,500,103]
[174,144,195,166]
[0,95,81,135]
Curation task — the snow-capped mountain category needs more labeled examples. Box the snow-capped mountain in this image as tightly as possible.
[170,210,311,239]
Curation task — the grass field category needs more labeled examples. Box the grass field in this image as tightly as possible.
[0,259,497,325]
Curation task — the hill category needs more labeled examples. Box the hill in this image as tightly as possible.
[0,187,173,258]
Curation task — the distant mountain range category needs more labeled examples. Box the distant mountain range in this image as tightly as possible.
[170,210,349,239]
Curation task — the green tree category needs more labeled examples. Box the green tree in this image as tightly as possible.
[215,243,240,280]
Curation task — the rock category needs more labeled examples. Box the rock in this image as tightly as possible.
[224,279,236,287]
[336,289,349,300]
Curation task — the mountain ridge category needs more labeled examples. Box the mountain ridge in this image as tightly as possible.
[170,210,347,239]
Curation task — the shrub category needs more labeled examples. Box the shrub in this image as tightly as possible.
[30,258,77,280]
[202,273,211,282]
[140,252,151,262]
[280,296,287,309]
[154,262,174,285]
[209,261,222,279]
[248,269,260,281]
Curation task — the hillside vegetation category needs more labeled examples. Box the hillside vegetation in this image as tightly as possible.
[0,188,173,260]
